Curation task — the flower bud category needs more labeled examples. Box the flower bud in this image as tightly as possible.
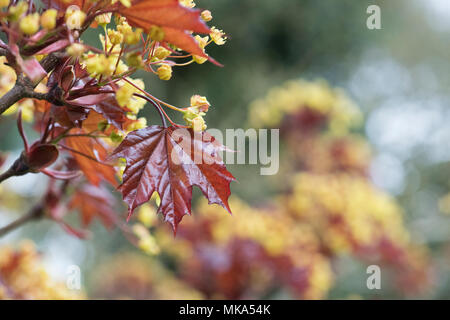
[19,13,40,35]
[95,13,111,26]
[154,46,171,60]
[201,10,212,22]
[149,26,165,42]
[157,64,172,81]
[191,115,206,132]
[108,29,123,45]
[41,9,58,30]
[66,43,85,57]
[193,54,207,64]
[8,2,28,21]
[125,52,144,69]
[26,143,59,172]
[190,95,210,112]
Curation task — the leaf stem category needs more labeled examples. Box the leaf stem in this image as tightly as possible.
[134,93,168,128]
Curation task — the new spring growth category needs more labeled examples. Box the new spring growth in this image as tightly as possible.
[183,95,211,131]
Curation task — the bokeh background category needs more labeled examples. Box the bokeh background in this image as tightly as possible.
[1,0,450,299]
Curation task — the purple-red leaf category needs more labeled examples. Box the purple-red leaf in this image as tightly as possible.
[110,126,235,232]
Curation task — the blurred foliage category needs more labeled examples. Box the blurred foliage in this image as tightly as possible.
[1,0,450,299]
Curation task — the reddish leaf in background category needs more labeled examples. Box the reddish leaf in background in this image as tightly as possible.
[120,0,211,59]
[69,184,118,228]
[64,129,117,187]
[110,126,235,232]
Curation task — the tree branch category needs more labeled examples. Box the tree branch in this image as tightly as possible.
[0,166,17,184]
[0,154,30,184]
[0,52,64,115]
[0,82,25,115]
[0,204,45,238]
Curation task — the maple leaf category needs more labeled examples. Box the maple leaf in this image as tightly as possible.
[119,0,211,59]
[64,129,117,187]
[68,184,118,228]
[110,126,235,232]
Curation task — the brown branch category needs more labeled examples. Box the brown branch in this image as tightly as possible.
[0,166,17,184]
[0,154,30,184]
[0,52,64,115]
[0,82,25,115]
[0,204,45,238]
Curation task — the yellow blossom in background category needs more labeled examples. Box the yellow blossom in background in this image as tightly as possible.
[0,241,85,299]
[0,0,10,8]
[249,79,362,134]
[132,224,160,255]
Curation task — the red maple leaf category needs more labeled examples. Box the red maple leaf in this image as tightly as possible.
[119,0,211,59]
[110,126,235,232]
[68,184,118,228]
[64,129,117,187]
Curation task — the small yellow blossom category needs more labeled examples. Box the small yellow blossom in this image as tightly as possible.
[95,13,112,26]
[137,204,157,228]
[157,64,172,81]
[192,35,209,64]
[65,7,86,30]
[154,46,171,60]
[19,13,40,35]
[210,27,226,45]
[179,0,195,8]
[116,84,135,108]
[190,95,210,112]
[66,43,85,57]
[8,2,28,21]
[126,52,144,69]
[201,10,212,22]
[107,29,123,45]
[195,35,209,49]
[124,28,142,45]
[132,224,160,255]
[191,115,206,132]
[119,0,131,7]
[0,0,10,8]
[115,78,146,113]
[149,26,165,42]
[40,9,58,30]
[126,117,147,131]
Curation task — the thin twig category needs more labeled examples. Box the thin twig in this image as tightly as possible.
[0,204,44,238]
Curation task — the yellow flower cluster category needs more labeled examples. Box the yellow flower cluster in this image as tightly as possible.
[0,241,85,299]
[183,95,211,131]
[91,252,204,299]
[7,1,58,35]
[155,197,334,299]
[286,173,410,253]
[249,79,362,134]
